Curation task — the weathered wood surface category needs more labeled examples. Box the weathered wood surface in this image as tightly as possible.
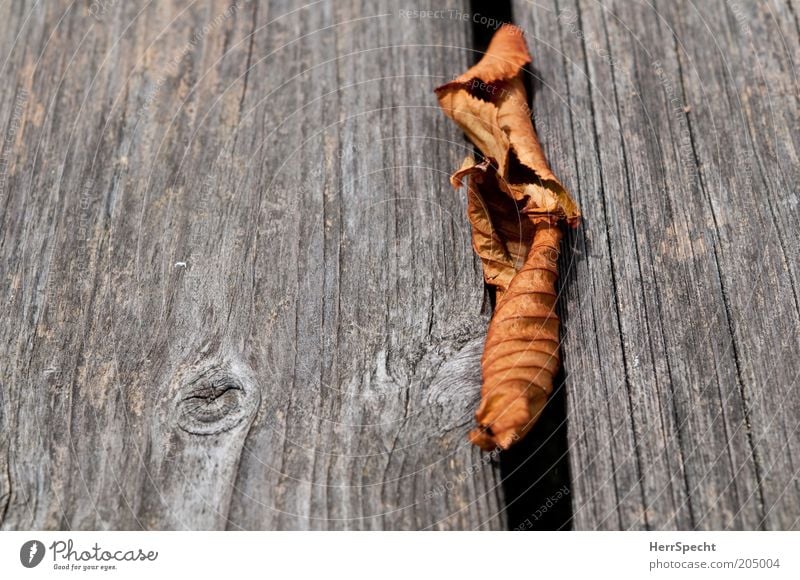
[513,0,799,529]
[0,0,507,530]
[0,0,797,531]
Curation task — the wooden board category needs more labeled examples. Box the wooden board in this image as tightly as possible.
[1,0,797,531]
[0,0,508,530]
[513,0,800,529]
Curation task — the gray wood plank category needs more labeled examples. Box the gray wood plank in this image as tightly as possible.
[0,0,506,530]
[2,0,795,532]
[513,0,799,529]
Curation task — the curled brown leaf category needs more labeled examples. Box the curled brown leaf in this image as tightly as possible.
[435,24,581,450]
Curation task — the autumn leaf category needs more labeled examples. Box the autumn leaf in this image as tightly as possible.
[435,24,580,450]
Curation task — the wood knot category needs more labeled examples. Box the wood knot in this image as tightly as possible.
[175,361,259,435]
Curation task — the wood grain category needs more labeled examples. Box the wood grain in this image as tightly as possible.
[512,0,799,529]
[0,0,506,530]
[0,0,796,531]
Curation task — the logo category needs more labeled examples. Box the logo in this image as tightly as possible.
[20,540,46,568]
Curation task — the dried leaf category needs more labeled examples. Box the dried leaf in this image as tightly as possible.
[470,223,563,450]
[452,157,531,295]
[436,25,581,450]
[435,24,580,227]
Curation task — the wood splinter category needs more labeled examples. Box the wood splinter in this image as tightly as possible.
[435,25,581,451]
